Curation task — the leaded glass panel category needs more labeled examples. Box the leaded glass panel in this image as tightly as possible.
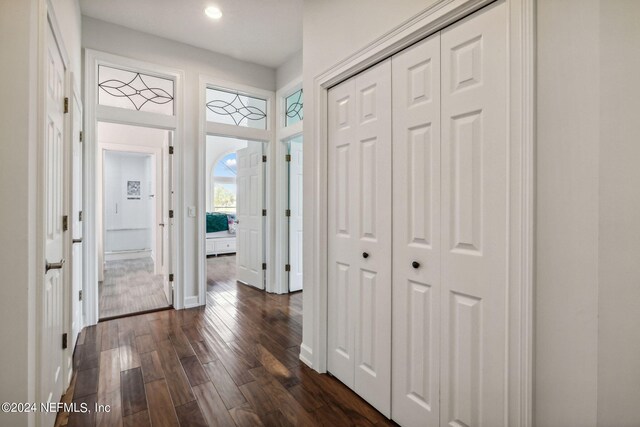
[98,65,174,115]
[205,88,267,129]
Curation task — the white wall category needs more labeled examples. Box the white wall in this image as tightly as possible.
[276,49,302,89]
[597,1,640,425]
[536,1,600,425]
[301,0,440,370]
[83,17,276,301]
[104,152,153,255]
[0,0,81,425]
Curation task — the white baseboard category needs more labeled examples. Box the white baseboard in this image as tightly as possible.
[105,249,152,261]
[299,343,313,369]
[183,296,201,308]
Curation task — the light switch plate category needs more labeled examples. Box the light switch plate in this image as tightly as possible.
[187,206,196,217]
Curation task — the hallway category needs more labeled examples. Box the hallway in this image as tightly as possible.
[63,278,395,426]
[99,258,171,319]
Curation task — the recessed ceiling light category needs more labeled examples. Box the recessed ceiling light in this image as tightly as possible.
[205,6,222,20]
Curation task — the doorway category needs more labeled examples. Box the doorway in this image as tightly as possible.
[97,122,173,319]
[205,135,266,291]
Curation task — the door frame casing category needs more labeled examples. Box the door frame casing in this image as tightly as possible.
[304,0,535,425]
[197,76,276,304]
[275,78,303,294]
[83,49,184,324]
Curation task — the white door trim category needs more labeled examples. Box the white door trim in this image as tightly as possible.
[304,0,535,425]
[83,49,185,324]
[275,78,303,294]
[197,76,276,304]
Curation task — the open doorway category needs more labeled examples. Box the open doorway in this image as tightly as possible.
[205,135,266,291]
[97,122,173,319]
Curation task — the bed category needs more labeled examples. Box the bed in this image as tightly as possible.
[206,212,236,256]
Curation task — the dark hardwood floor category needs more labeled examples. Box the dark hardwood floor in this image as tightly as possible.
[59,255,396,426]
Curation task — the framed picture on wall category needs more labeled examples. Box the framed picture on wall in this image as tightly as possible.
[127,180,141,200]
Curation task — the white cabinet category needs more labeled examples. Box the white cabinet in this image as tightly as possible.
[206,236,236,256]
[327,3,508,426]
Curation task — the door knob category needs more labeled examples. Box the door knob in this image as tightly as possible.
[412,261,420,269]
[45,259,65,273]
[362,252,369,259]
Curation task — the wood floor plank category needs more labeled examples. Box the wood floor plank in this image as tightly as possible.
[123,410,151,427]
[121,367,147,416]
[135,334,156,354]
[67,393,96,427]
[140,350,165,384]
[238,381,277,417]
[118,328,141,371]
[73,367,99,399]
[156,338,195,406]
[192,381,236,427]
[249,366,318,426]
[169,328,196,359]
[255,344,299,389]
[175,400,209,427]
[229,402,266,427]
[145,379,180,427]
[192,339,217,364]
[100,320,119,351]
[202,359,247,409]
[181,355,209,387]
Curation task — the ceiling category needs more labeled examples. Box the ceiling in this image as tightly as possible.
[80,0,303,69]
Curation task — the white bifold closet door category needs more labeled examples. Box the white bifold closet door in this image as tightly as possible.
[391,31,442,427]
[328,2,507,425]
[328,59,392,416]
[392,3,507,427]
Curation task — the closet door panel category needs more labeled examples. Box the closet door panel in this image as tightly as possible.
[440,3,508,427]
[328,77,357,388]
[353,60,392,417]
[392,33,441,427]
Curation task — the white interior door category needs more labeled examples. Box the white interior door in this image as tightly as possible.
[42,21,66,427]
[391,32,442,427]
[327,59,392,416]
[288,138,303,292]
[440,3,508,426]
[70,90,83,357]
[236,142,264,289]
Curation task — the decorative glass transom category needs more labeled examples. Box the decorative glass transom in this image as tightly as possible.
[98,65,175,115]
[206,88,267,129]
[285,89,303,126]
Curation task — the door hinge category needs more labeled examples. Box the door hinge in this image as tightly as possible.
[63,97,69,114]
[169,146,174,155]
[79,290,83,301]
[169,210,174,219]
[262,209,267,216]
[285,209,291,217]
[79,210,83,222]
[62,215,69,232]
[62,333,68,350]
[285,264,291,272]
[285,154,291,162]
[262,263,267,270]
[169,273,174,282]
[79,130,83,142]
[262,155,267,163]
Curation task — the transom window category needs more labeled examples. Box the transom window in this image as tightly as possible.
[285,88,303,126]
[206,88,267,129]
[98,65,175,115]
